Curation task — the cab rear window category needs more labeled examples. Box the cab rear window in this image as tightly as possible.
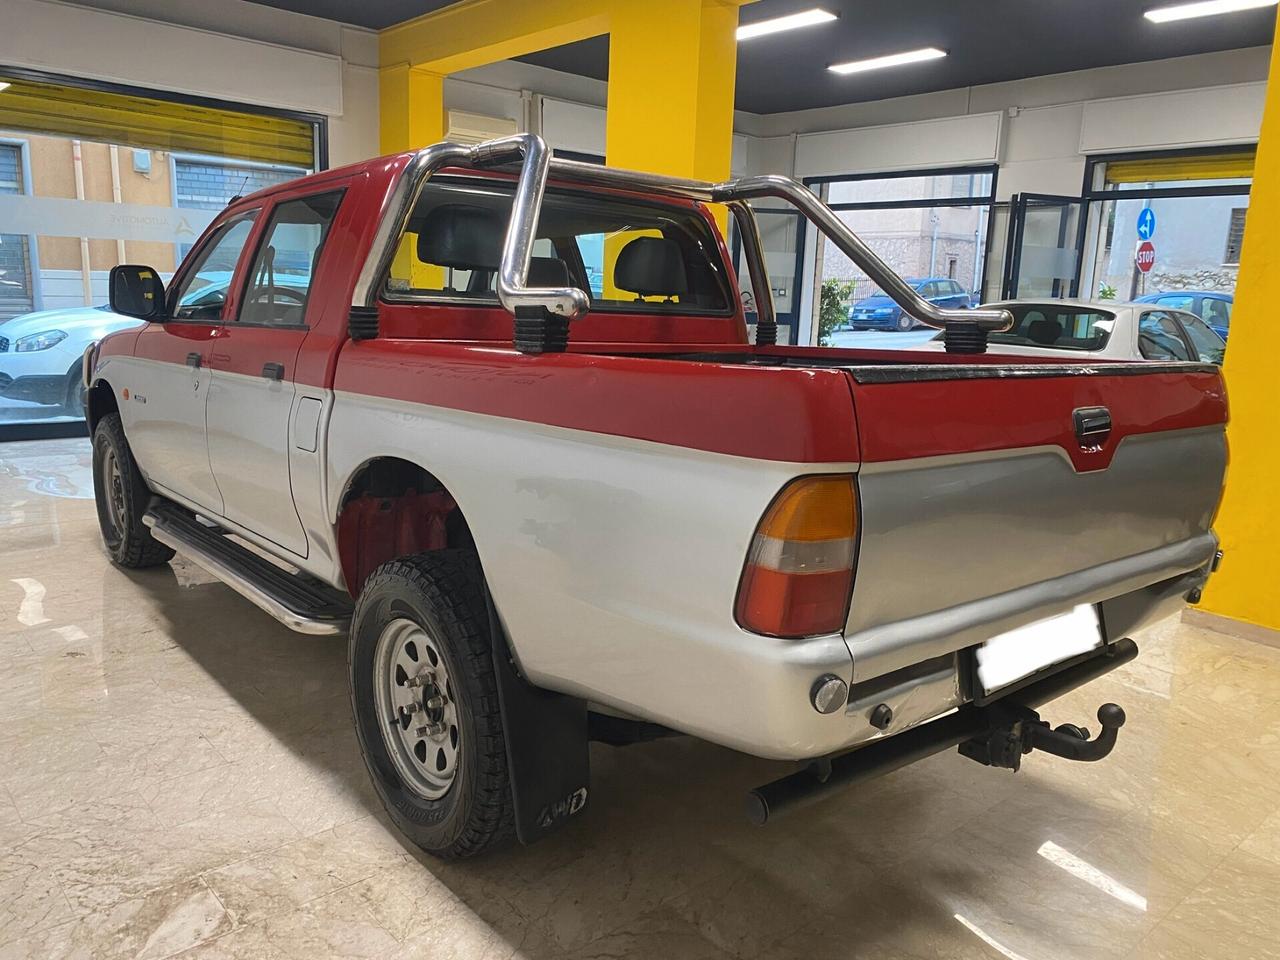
[384,176,733,315]
[986,305,1115,351]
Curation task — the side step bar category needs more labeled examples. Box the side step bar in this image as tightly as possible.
[746,637,1138,825]
[143,501,352,636]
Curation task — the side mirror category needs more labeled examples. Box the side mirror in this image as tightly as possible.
[109,265,166,321]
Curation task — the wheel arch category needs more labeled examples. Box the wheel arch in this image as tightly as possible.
[334,455,478,598]
[86,378,119,434]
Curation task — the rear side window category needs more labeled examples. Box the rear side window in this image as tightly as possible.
[986,305,1115,351]
[1138,311,1192,361]
[1156,295,1194,311]
[384,177,732,314]
[239,191,343,327]
[1176,312,1226,364]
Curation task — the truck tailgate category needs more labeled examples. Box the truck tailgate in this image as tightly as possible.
[843,361,1226,682]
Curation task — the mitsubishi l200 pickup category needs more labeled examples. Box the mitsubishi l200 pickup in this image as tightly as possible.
[87,134,1227,858]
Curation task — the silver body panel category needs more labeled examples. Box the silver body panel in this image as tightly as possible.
[847,426,1225,682]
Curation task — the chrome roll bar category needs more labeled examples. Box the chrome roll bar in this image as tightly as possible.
[351,134,1014,342]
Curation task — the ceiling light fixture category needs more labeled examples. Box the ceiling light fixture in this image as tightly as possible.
[737,8,837,41]
[1145,0,1277,23]
[828,47,947,75]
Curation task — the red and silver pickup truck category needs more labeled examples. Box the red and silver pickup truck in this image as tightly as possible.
[86,134,1227,858]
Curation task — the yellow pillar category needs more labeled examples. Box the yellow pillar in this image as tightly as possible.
[1199,21,1280,630]
[605,0,740,182]
[379,64,447,154]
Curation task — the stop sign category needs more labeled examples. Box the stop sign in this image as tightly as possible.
[1136,240,1156,274]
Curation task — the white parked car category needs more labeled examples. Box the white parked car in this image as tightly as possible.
[918,300,1225,364]
[0,272,301,416]
[0,305,145,415]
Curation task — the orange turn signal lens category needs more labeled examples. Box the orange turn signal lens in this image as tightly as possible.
[735,476,858,638]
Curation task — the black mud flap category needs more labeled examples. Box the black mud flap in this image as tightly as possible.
[486,593,590,845]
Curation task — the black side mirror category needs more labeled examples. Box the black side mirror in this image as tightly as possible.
[109,265,166,320]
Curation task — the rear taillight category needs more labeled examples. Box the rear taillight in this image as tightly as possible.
[735,475,858,638]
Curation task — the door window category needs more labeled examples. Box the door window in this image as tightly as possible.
[169,214,258,322]
[921,281,943,299]
[1176,312,1226,364]
[239,192,344,326]
[1138,311,1192,361]
[1156,294,1195,311]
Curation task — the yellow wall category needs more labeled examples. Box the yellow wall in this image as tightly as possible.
[1199,19,1280,630]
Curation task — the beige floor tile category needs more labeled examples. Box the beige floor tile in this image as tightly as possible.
[1129,851,1280,960]
[0,877,231,960]
[201,815,410,926]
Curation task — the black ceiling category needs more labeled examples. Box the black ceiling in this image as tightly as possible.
[246,0,1276,114]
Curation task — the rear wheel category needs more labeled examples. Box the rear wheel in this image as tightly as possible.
[349,551,515,859]
[92,413,174,568]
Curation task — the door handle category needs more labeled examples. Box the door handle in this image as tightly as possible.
[261,361,286,382]
[185,352,202,369]
[1073,406,1112,447]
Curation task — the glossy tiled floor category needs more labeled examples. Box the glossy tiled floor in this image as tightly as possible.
[2,437,1279,960]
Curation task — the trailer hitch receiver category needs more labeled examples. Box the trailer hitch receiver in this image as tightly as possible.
[958,703,1126,772]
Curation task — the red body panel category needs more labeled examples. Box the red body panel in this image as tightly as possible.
[333,339,861,463]
[851,370,1228,471]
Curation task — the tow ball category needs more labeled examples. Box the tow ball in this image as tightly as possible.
[958,703,1127,772]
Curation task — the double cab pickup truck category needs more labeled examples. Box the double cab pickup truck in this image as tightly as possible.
[87,134,1227,858]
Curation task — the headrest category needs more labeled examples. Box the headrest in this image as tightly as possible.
[527,256,570,288]
[614,237,688,298]
[416,205,504,271]
[1027,318,1063,345]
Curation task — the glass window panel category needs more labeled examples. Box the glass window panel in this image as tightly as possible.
[825,171,993,206]
[240,192,342,327]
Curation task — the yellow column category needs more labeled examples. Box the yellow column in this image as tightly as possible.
[1199,22,1280,630]
[379,64,447,154]
[605,0,740,181]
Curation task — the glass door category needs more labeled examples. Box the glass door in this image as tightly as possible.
[1002,193,1086,299]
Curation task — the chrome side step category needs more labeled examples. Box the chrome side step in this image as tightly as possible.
[143,501,351,636]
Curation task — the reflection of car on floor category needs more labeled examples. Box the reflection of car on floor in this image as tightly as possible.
[848,277,973,331]
[1134,290,1232,340]
[918,300,1225,364]
[0,273,305,416]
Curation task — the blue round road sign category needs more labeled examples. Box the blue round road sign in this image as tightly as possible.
[1137,208,1157,241]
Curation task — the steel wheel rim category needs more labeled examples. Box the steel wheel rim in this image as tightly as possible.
[102,447,126,535]
[373,617,460,800]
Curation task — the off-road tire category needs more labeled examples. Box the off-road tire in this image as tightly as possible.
[92,413,174,568]
[349,551,515,859]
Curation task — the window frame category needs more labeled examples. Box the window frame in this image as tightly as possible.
[378,174,738,319]
[1137,309,1196,362]
[233,188,346,330]
[165,209,262,323]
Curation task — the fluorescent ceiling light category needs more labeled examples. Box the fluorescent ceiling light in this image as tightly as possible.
[829,47,947,75]
[1145,0,1277,23]
[0,82,9,92]
[737,8,837,41]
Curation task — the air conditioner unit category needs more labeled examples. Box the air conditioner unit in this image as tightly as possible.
[447,110,518,145]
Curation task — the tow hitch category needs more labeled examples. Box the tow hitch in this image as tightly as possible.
[746,637,1136,825]
[958,702,1125,771]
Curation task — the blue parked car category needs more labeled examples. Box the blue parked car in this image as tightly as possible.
[1134,290,1232,340]
[847,277,974,331]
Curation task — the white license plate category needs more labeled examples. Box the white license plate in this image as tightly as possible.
[975,604,1103,696]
